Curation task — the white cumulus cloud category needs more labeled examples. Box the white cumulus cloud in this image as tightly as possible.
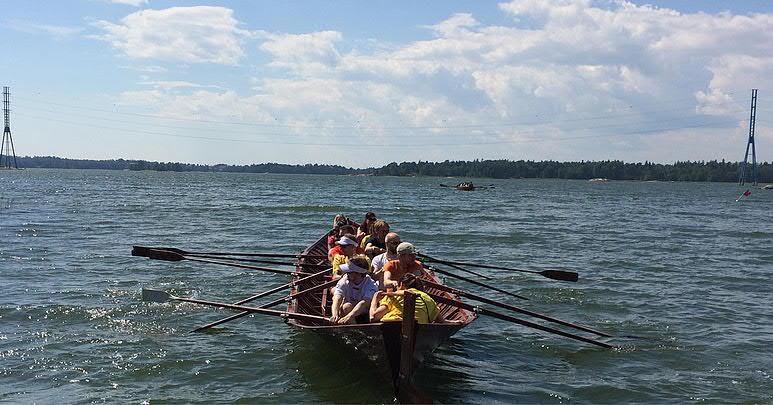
[258,30,343,76]
[94,6,252,65]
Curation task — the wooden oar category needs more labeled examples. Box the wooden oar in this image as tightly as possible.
[132,246,328,260]
[191,269,334,332]
[420,278,611,338]
[428,293,612,348]
[142,289,331,324]
[184,254,328,268]
[419,254,579,282]
[133,247,307,276]
[419,253,492,280]
[424,264,528,301]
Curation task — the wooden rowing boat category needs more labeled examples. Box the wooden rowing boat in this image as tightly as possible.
[286,230,477,393]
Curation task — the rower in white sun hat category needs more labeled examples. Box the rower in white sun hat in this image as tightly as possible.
[329,255,378,324]
[330,234,361,278]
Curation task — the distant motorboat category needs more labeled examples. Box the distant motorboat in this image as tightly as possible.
[588,178,609,182]
[763,184,773,190]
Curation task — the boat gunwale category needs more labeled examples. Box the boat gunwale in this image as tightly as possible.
[286,224,478,328]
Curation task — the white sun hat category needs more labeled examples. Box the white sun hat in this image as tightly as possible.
[336,236,358,247]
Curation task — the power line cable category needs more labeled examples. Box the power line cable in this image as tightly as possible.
[13,94,746,131]
[13,101,747,140]
[14,111,741,148]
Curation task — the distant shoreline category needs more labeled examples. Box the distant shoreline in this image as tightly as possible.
[8,155,772,183]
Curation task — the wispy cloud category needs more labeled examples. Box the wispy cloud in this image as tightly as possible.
[119,65,168,73]
[108,0,149,6]
[93,6,253,65]
[3,19,83,39]
[138,80,222,91]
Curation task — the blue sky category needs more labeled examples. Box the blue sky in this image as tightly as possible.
[2,0,772,167]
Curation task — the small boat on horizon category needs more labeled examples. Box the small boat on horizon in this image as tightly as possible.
[439,182,494,191]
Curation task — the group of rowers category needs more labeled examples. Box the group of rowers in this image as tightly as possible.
[323,212,442,326]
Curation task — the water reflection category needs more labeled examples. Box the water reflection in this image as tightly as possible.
[286,329,395,403]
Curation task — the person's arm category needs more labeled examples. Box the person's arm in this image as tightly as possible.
[330,293,343,323]
[339,300,369,324]
[365,243,385,257]
[369,291,388,322]
[382,269,395,289]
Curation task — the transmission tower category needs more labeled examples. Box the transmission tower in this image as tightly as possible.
[0,86,18,169]
[739,89,758,185]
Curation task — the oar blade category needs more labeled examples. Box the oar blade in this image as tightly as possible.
[540,270,579,282]
[131,246,152,257]
[142,288,172,303]
[132,246,185,261]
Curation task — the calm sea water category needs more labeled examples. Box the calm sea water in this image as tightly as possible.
[1,169,771,404]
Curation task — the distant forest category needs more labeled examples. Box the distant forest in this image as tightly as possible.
[372,159,773,182]
[11,155,773,183]
[15,156,358,175]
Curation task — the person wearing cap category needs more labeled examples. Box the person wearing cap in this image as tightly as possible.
[382,242,424,290]
[330,255,378,324]
[330,234,362,278]
[369,273,438,324]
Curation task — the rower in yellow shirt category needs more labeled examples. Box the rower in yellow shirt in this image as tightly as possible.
[369,273,438,324]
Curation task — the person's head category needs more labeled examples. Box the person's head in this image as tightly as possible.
[370,220,390,240]
[360,212,377,231]
[396,242,417,265]
[341,254,370,283]
[338,225,355,237]
[336,234,358,256]
[398,273,421,290]
[384,232,401,254]
[332,214,347,229]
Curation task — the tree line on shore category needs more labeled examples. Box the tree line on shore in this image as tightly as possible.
[12,155,773,182]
